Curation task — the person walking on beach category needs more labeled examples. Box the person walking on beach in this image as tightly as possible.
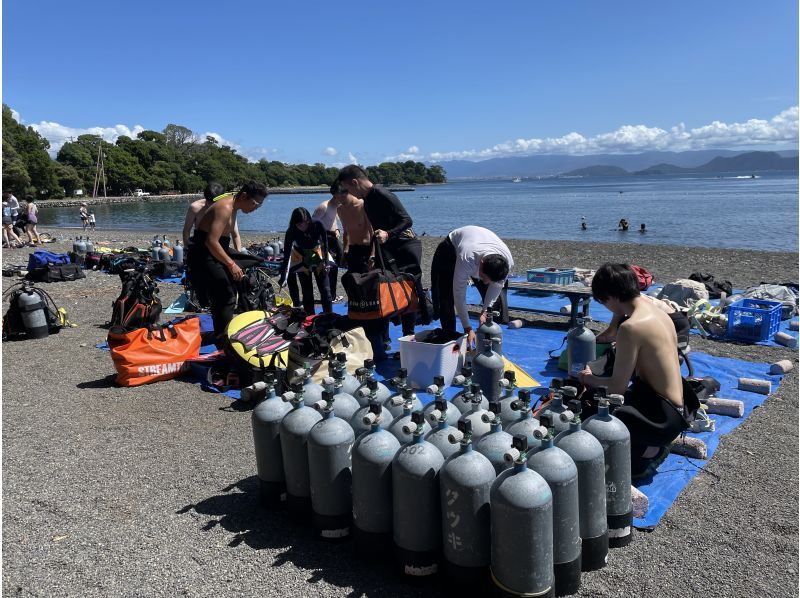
[2,195,24,248]
[312,194,344,302]
[278,207,333,315]
[186,181,268,346]
[25,199,41,245]
[79,203,89,231]
[88,212,96,231]
[430,225,513,349]
[337,165,427,356]
[578,263,700,479]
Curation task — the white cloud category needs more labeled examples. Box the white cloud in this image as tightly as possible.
[347,152,358,165]
[384,145,422,161]
[10,109,21,123]
[427,106,799,162]
[323,147,337,156]
[29,120,146,156]
[201,132,277,162]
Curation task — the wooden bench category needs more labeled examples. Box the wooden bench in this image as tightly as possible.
[496,280,594,328]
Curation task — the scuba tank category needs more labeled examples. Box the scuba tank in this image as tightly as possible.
[457,383,492,441]
[352,400,402,558]
[152,235,160,248]
[172,241,184,263]
[321,376,360,424]
[490,435,554,598]
[440,420,495,584]
[472,338,504,401]
[158,244,170,261]
[388,389,431,445]
[269,239,281,256]
[329,352,360,397]
[475,401,514,475]
[477,310,503,355]
[554,400,609,571]
[150,242,161,261]
[567,317,596,378]
[72,236,80,253]
[538,383,572,434]
[251,374,291,506]
[392,411,445,579]
[353,359,391,407]
[422,376,461,427]
[307,390,356,539]
[350,379,392,438]
[295,364,325,407]
[451,366,487,414]
[582,389,632,549]
[424,398,461,461]
[279,383,323,517]
[383,368,418,418]
[506,389,542,449]
[161,234,170,248]
[16,283,49,339]
[497,370,519,427]
[75,236,87,254]
[529,414,582,597]
[263,244,275,257]
[84,237,94,253]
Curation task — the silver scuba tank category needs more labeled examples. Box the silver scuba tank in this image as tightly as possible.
[329,352,360,397]
[490,435,554,598]
[506,389,542,450]
[352,400,402,558]
[567,317,596,378]
[321,376,360,424]
[353,359,391,406]
[351,379,392,438]
[529,414,582,597]
[269,239,281,256]
[477,310,503,355]
[150,243,161,261]
[172,241,184,263]
[538,383,572,434]
[161,234,170,248]
[392,411,445,578]
[457,384,492,441]
[84,237,94,253]
[295,364,325,407]
[307,391,356,539]
[422,376,461,427]
[72,237,80,253]
[158,244,170,261]
[440,419,496,584]
[263,245,275,257]
[388,389,431,445]
[497,370,519,427]
[581,389,633,549]
[472,338,504,401]
[75,236,87,254]
[383,368,417,418]
[279,383,323,517]
[476,402,514,475]
[451,366,477,414]
[16,284,49,339]
[554,400,609,571]
[424,398,461,460]
[251,374,291,506]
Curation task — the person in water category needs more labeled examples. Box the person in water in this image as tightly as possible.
[640,223,646,233]
[278,207,333,315]
[618,218,629,231]
[186,180,267,345]
[581,216,587,231]
[430,225,513,349]
[578,263,699,478]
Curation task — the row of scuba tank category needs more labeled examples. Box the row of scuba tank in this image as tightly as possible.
[251,352,633,597]
[150,235,184,262]
[259,238,284,258]
[71,236,95,254]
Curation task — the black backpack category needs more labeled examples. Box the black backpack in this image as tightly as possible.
[109,270,162,329]
[236,266,276,312]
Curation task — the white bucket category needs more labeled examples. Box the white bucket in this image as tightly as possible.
[399,332,468,390]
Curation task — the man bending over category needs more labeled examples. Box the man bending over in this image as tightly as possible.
[578,263,699,478]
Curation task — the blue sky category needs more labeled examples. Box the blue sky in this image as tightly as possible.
[3,0,798,165]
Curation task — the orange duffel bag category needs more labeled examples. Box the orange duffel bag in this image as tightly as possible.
[107,316,202,386]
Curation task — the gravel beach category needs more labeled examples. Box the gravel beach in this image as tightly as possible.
[2,227,798,597]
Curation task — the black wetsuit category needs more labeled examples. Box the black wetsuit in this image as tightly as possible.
[280,221,331,315]
[187,230,237,341]
[362,186,426,337]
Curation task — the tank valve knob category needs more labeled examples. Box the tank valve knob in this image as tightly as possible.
[313,400,329,412]
[562,386,578,399]
[481,411,497,424]
[426,383,441,394]
[503,448,521,464]
[608,393,625,406]
[453,375,466,386]
[293,367,307,380]
[391,396,404,407]
[427,410,442,424]
[362,412,378,426]
[281,391,296,403]
[402,423,415,435]
[448,430,464,444]
[559,409,575,423]
[532,425,549,440]
[357,387,371,399]
[498,378,511,389]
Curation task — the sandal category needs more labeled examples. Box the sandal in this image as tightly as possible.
[631,446,671,480]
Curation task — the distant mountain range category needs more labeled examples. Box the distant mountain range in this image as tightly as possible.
[435,149,798,179]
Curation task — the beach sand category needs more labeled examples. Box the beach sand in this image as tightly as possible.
[2,228,797,597]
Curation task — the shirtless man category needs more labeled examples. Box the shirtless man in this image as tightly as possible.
[186,181,267,343]
[578,263,698,477]
[329,183,373,274]
[182,182,242,250]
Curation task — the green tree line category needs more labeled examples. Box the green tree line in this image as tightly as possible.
[2,105,447,199]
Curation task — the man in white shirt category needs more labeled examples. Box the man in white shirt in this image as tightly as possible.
[431,225,513,347]
[312,194,343,300]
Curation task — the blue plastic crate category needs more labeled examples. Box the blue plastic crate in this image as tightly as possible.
[527,268,576,285]
[726,298,782,343]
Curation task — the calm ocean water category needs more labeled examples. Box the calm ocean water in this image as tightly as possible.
[38,172,798,252]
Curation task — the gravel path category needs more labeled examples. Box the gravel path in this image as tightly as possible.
[2,228,797,597]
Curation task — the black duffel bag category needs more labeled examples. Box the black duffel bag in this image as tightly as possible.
[26,263,86,283]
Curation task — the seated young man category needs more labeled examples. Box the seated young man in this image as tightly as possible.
[578,263,699,478]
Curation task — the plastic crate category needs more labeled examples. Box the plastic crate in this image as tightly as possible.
[527,268,576,285]
[399,331,467,390]
[726,299,782,343]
